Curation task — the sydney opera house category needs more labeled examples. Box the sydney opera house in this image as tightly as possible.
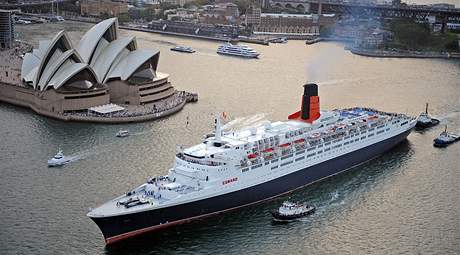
[0,17,196,122]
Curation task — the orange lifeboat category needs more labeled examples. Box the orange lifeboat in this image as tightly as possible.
[248,153,258,159]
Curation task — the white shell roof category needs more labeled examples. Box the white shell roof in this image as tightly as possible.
[20,18,163,92]
[33,30,73,88]
[38,49,83,89]
[91,36,137,83]
[77,18,118,63]
[47,63,95,90]
[105,49,159,82]
[21,53,40,86]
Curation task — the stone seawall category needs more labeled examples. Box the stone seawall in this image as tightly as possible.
[349,47,460,59]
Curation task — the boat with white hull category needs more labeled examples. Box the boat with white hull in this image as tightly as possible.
[217,43,259,58]
[48,150,72,167]
[87,83,416,244]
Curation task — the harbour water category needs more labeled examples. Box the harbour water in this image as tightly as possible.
[1,22,459,254]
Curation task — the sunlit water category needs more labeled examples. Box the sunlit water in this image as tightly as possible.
[1,22,459,254]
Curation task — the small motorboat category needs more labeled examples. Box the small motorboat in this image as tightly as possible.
[271,201,315,222]
[116,129,130,137]
[415,103,439,130]
[170,46,196,53]
[48,150,71,167]
[433,126,460,148]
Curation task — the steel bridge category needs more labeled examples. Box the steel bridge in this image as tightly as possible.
[270,0,460,22]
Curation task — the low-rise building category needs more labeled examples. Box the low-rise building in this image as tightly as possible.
[245,6,261,26]
[255,13,319,34]
[80,0,129,17]
[200,3,241,25]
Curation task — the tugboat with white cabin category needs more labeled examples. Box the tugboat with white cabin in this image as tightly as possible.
[271,201,315,222]
[433,126,460,147]
[87,83,416,245]
[415,103,439,130]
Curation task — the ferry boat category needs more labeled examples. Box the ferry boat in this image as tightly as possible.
[217,43,260,58]
[271,201,315,222]
[87,83,416,244]
[170,46,196,53]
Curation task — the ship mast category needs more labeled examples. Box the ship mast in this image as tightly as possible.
[214,113,222,146]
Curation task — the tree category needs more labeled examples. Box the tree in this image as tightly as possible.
[117,13,131,24]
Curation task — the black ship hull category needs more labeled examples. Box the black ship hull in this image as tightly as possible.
[415,118,439,130]
[90,129,412,244]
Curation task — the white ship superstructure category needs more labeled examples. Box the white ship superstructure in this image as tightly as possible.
[88,83,416,244]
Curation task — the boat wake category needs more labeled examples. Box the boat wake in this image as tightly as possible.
[316,77,380,87]
[436,111,460,122]
[222,113,269,131]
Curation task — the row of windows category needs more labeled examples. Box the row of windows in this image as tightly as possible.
[280,161,293,167]
[251,164,262,170]
[296,150,305,155]
[281,154,293,160]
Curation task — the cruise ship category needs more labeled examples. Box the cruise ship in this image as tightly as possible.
[88,83,416,244]
[217,43,260,58]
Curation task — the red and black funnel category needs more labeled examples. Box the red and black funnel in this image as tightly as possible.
[288,83,321,123]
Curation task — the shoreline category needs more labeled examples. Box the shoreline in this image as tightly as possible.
[349,47,460,59]
[62,17,270,45]
[22,16,319,46]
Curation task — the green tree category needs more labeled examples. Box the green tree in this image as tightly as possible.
[118,13,131,24]
[390,19,431,49]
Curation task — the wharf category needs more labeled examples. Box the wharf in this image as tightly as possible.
[121,26,270,45]
[119,25,238,43]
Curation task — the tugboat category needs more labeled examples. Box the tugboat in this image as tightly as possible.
[271,201,315,222]
[415,103,439,130]
[433,126,460,148]
[116,129,130,138]
[170,46,195,53]
[48,150,71,167]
